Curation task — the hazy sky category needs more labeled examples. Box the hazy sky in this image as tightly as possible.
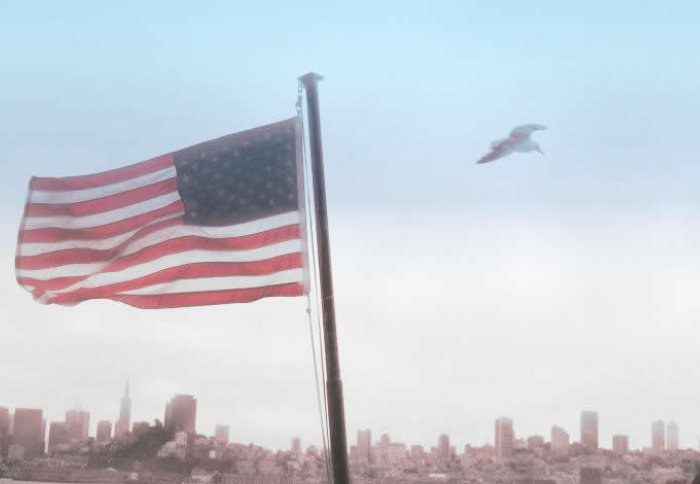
[1,1,700,453]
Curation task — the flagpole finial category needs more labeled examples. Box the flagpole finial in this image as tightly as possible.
[298,72,324,86]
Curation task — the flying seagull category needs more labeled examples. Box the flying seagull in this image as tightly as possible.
[476,124,547,164]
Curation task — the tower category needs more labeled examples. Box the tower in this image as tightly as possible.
[666,420,679,451]
[48,422,70,453]
[651,420,665,453]
[96,421,113,441]
[580,411,598,451]
[612,434,628,455]
[437,434,450,460]
[164,394,197,434]
[214,425,229,445]
[495,417,514,459]
[11,408,44,458]
[115,380,131,438]
[551,426,570,455]
[65,406,90,440]
[0,407,9,457]
[357,429,371,462]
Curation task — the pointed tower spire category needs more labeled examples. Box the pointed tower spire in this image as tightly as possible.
[115,378,132,439]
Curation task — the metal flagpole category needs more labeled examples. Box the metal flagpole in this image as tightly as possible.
[298,72,350,484]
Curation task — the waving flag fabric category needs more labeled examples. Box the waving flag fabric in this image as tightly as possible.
[15,118,307,308]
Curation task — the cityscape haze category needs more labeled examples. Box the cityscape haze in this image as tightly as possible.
[1,385,697,454]
[2,1,700,483]
[1,386,699,481]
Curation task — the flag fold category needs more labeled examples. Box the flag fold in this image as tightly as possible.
[16,118,308,309]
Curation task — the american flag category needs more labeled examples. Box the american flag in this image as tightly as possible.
[15,118,308,309]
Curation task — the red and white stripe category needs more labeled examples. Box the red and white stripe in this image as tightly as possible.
[16,154,307,308]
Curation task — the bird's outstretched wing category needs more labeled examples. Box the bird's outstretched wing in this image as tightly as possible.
[477,141,511,164]
[510,124,546,140]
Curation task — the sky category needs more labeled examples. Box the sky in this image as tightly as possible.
[1,0,700,453]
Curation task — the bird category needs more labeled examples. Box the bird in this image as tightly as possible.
[476,124,547,164]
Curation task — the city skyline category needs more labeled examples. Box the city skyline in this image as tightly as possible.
[2,386,697,454]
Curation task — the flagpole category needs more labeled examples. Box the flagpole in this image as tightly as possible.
[298,72,350,484]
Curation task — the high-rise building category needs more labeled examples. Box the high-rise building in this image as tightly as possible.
[65,408,90,440]
[667,420,679,451]
[411,444,425,460]
[551,426,570,455]
[494,417,514,459]
[214,425,229,445]
[48,422,70,453]
[115,381,131,438]
[612,434,628,455]
[652,420,665,453]
[96,421,112,441]
[580,411,598,451]
[0,407,8,431]
[0,407,9,457]
[11,408,44,458]
[437,434,450,460]
[357,429,371,462]
[164,395,197,434]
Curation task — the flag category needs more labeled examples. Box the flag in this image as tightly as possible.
[15,118,308,309]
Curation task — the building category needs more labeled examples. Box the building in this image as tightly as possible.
[291,437,302,454]
[357,429,371,462]
[164,395,197,434]
[115,381,131,438]
[652,420,665,453]
[375,438,407,465]
[0,407,9,457]
[551,426,570,455]
[612,434,628,455]
[667,420,679,451]
[96,420,113,441]
[48,422,70,453]
[494,417,514,459]
[11,408,44,458]
[411,444,425,460]
[65,408,90,440]
[437,434,450,460]
[580,411,598,451]
[0,407,8,432]
[385,442,408,464]
[214,425,229,445]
